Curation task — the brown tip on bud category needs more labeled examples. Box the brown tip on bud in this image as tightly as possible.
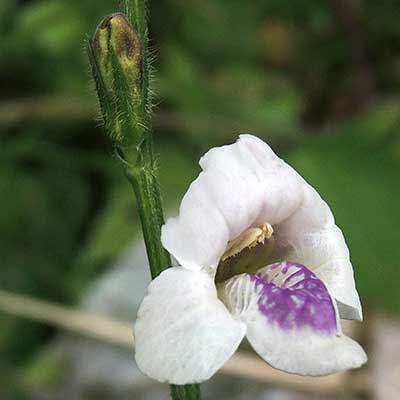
[94,13,141,61]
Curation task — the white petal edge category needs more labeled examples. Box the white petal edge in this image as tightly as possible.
[245,317,367,376]
[134,267,246,384]
[276,185,362,320]
[317,258,363,320]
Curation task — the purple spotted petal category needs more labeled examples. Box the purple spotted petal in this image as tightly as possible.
[219,261,367,376]
[250,261,337,335]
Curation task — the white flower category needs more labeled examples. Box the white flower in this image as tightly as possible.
[134,134,367,384]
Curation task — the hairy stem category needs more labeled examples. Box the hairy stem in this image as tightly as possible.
[125,148,170,279]
[89,1,202,396]
[123,1,201,398]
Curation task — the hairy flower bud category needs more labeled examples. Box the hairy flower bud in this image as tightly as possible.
[94,13,142,90]
[88,13,143,152]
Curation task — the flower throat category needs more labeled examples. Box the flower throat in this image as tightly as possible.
[215,223,275,283]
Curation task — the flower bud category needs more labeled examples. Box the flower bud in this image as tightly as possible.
[88,13,143,150]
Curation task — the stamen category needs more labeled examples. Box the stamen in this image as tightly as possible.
[216,223,274,283]
[222,223,274,261]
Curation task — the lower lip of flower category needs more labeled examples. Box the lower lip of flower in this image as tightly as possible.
[215,223,275,283]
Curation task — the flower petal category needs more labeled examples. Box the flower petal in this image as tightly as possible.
[218,262,367,376]
[317,258,362,320]
[276,186,362,320]
[162,134,304,270]
[162,134,362,320]
[134,267,246,384]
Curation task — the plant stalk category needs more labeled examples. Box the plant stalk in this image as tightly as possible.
[88,1,202,398]
[170,385,202,400]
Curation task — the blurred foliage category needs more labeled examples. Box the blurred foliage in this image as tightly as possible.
[289,128,400,312]
[1,0,400,397]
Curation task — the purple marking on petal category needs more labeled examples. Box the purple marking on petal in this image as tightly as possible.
[249,262,337,335]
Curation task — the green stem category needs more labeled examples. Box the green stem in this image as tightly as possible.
[170,385,202,400]
[125,144,169,278]
[123,1,201,399]
[89,2,202,398]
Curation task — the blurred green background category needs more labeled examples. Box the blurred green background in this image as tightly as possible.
[1,0,400,398]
